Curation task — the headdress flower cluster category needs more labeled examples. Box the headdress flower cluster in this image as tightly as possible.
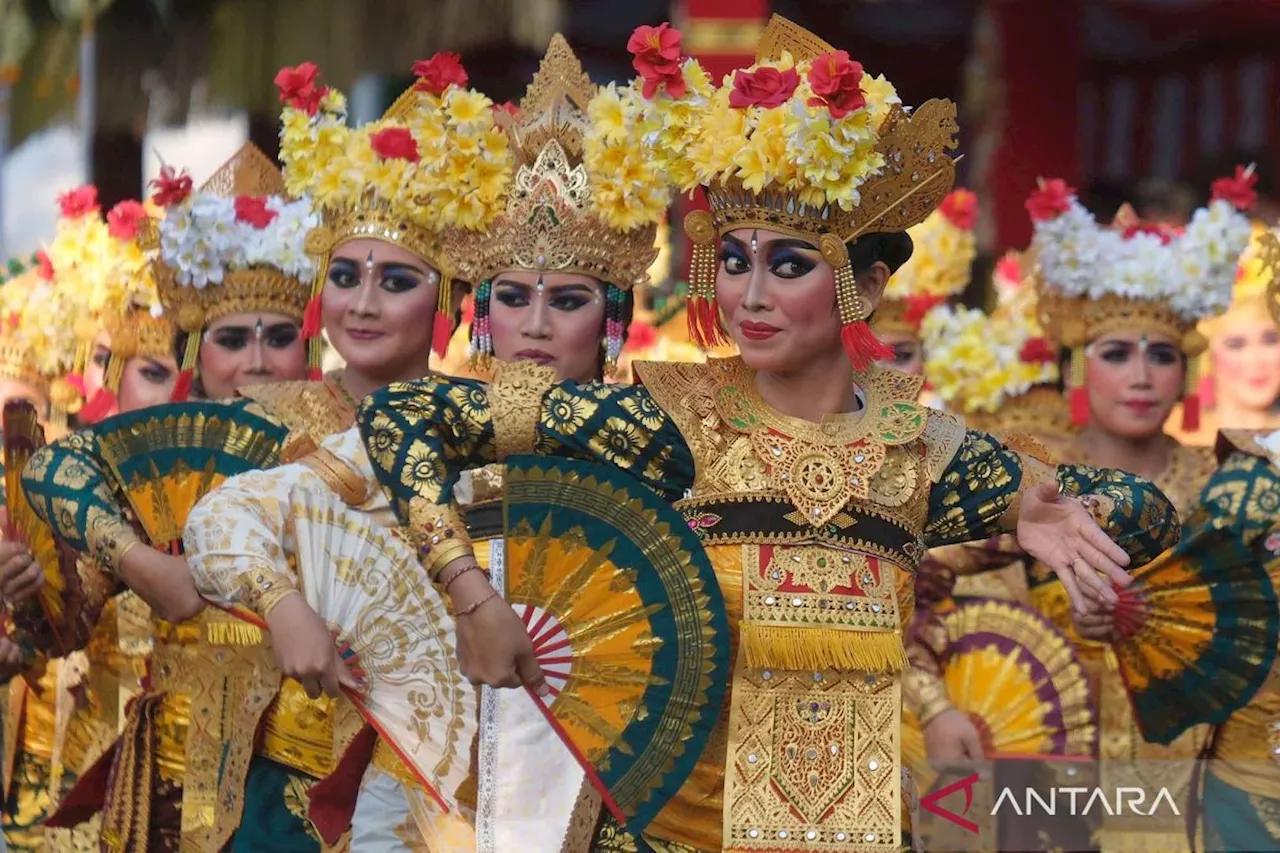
[1029,171,1253,324]
[277,56,512,235]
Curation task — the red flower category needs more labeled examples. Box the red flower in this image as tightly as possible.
[491,101,519,117]
[36,250,54,282]
[234,196,278,229]
[370,127,420,162]
[149,165,193,208]
[938,188,978,231]
[625,320,658,351]
[1122,221,1175,245]
[729,66,799,110]
[995,252,1022,285]
[1019,337,1056,364]
[106,200,147,241]
[1211,164,1258,212]
[274,62,328,116]
[628,22,686,100]
[806,50,867,119]
[1025,178,1075,222]
[904,294,945,328]
[57,185,99,219]
[412,52,468,95]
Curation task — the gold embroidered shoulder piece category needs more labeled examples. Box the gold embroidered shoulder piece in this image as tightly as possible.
[1217,428,1280,467]
[1160,443,1218,517]
[920,410,967,484]
[240,373,355,460]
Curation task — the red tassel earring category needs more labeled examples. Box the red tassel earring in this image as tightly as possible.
[1068,347,1089,426]
[683,211,725,349]
[432,273,454,359]
[824,235,892,371]
[1181,352,1202,432]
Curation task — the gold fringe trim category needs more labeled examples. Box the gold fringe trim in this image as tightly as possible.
[205,620,264,646]
[740,624,907,673]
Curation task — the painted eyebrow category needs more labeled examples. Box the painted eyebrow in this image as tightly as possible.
[210,323,299,334]
[767,238,819,252]
[329,258,428,277]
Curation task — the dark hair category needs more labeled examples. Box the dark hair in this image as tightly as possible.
[847,231,914,276]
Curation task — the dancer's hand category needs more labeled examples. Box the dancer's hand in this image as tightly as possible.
[0,508,41,602]
[1073,608,1118,641]
[924,708,986,764]
[265,592,360,699]
[1017,483,1130,616]
[448,559,549,697]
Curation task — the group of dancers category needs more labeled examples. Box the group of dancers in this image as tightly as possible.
[0,13,1273,853]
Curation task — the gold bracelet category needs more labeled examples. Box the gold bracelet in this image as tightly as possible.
[451,590,500,618]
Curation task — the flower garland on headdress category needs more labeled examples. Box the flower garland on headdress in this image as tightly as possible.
[457,34,676,376]
[651,15,958,369]
[0,253,83,428]
[147,144,318,401]
[875,188,977,336]
[1029,168,1255,429]
[278,55,512,370]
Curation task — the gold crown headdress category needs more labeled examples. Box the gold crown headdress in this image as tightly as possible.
[1200,222,1279,340]
[672,15,959,369]
[874,188,977,336]
[0,257,83,428]
[1030,171,1255,429]
[144,143,316,400]
[279,55,513,365]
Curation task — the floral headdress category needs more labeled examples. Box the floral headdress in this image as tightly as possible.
[1029,169,1255,429]
[43,185,169,421]
[666,15,958,368]
[0,255,83,427]
[144,143,317,401]
[922,254,1069,438]
[458,35,673,376]
[874,189,976,337]
[278,54,511,366]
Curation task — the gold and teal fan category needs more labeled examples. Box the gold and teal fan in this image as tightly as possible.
[1111,532,1279,745]
[92,402,289,552]
[502,455,729,835]
[3,401,85,658]
[936,598,1097,760]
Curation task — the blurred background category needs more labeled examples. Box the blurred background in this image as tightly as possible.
[3,0,1280,285]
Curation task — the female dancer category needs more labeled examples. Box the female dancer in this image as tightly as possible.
[183,35,654,852]
[20,57,503,850]
[871,188,976,376]
[245,18,1177,852]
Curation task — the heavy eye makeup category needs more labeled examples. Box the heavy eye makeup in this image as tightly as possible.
[890,342,919,366]
[719,236,819,279]
[493,280,598,312]
[327,258,425,293]
[1095,340,1180,366]
[91,346,111,369]
[138,359,173,385]
[208,324,301,351]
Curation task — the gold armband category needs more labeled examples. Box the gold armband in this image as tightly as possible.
[233,567,299,619]
[298,448,371,506]
[408,498,473,581]
[85,507,144,576]
[902,666,955,727]
[490,361,557,461]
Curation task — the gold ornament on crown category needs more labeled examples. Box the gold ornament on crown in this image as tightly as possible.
[444,35,660,290]
[1257,229,1280,326]
[99,307,175,395]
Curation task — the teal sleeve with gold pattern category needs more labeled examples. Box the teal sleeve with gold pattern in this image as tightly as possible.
[923,429,1180,567]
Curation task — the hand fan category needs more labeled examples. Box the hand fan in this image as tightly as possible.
[1110,531,1279,745]
[3,400,85,658]
[92,402,289,552]
[937,598,1097,760]
[216,479,478,815]
[501,454,730,835]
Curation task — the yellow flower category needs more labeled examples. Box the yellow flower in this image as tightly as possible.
[588,85,632,145]
[445,88,492,131]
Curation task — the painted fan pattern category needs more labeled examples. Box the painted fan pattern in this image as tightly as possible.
[501,455,730,834]
[93,402,288,552]
[3,401,85,658]
[1111,535,1279,744]
[937,598,1097,760]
